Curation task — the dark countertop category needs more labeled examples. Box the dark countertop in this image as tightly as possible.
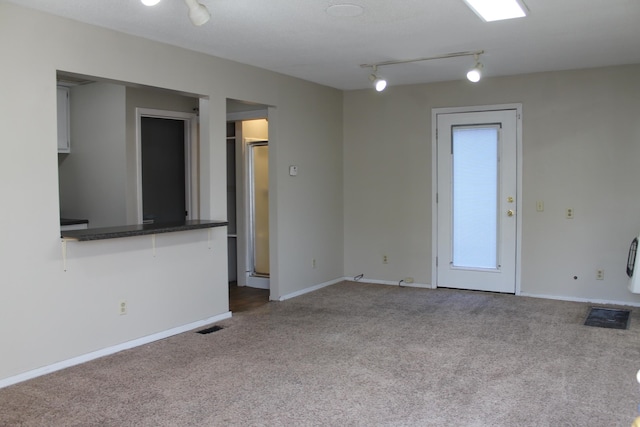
[60,218,89,226]
[61,220,228,241]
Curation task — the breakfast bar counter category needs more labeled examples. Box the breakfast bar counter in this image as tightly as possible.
[60,220,228,241]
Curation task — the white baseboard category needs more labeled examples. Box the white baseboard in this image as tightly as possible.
[0,311,232,390]
[277,277,344,301]
[519,292,640,307]
[347,277,432,289]
[276,276,432,302]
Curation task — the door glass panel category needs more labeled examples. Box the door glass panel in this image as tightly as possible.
[452,126,499,269]
[251,144,270,276]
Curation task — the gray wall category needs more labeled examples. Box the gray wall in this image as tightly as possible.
[343,64,640,304]
[58,82,127,227]
[0,2,343,383]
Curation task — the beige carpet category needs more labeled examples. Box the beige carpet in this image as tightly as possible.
[1,281,639,426]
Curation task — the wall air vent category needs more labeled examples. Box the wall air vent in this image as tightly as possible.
[196,325,224,335]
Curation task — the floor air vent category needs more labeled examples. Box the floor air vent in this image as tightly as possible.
[584,307,630,330]
[197,325,224,335]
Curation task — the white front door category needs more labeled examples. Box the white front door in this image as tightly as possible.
[436,108,519,293]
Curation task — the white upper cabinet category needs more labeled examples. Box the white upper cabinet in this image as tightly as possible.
[57,86,70,153]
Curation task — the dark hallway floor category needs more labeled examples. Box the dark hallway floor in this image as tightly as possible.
[229,281,270,312]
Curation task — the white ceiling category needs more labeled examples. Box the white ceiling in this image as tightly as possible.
[8,0,640,90]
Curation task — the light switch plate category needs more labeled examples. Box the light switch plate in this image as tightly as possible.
[289,165,298,176]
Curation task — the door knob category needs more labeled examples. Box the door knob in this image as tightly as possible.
[507,210,514,217]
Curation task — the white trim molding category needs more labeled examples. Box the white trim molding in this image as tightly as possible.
[0,312,232,390]
[347,277,431,289]
[277,277,344,301]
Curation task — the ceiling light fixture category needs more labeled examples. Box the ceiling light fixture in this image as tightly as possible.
[463,0,528,22]
[466,54,483,83]
[361,50,484,90]
[326,4,365,18]
[369,66,387,92]
[140,0,211,26]
[184,0,211,26]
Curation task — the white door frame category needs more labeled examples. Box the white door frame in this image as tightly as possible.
[431,104,523,294]
[244,137,270,290]
[135,108,199,224]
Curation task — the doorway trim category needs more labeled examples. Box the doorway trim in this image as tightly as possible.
[135,108,199,224]
[431,103,523,294]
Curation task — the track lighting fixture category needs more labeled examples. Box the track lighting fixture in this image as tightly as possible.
[466,54,483,83]
[361,50,484,90]
[369,66,387,92]
[184,0,211,26]
[140,0,211,26]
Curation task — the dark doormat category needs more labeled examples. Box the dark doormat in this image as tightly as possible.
[584,307,630,330]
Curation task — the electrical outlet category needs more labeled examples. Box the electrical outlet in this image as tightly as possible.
[383,255,388,264]
[119,300,127,316]
[404,277,414,284]
[596,269,604,280]
[566,208,574,219]
[312,259,316,269]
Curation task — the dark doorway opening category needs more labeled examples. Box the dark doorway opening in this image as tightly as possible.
[141,116,187,224]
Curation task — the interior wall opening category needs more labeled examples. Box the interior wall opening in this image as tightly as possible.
[226,98,271,312]
[56,71,205,231]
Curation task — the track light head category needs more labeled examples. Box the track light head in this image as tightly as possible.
[376,79,387,91]
[466,64,482,82]
[369,66,387,92]
[467,54,483,82]
[371,75,387,92]
[184,0,211,26]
